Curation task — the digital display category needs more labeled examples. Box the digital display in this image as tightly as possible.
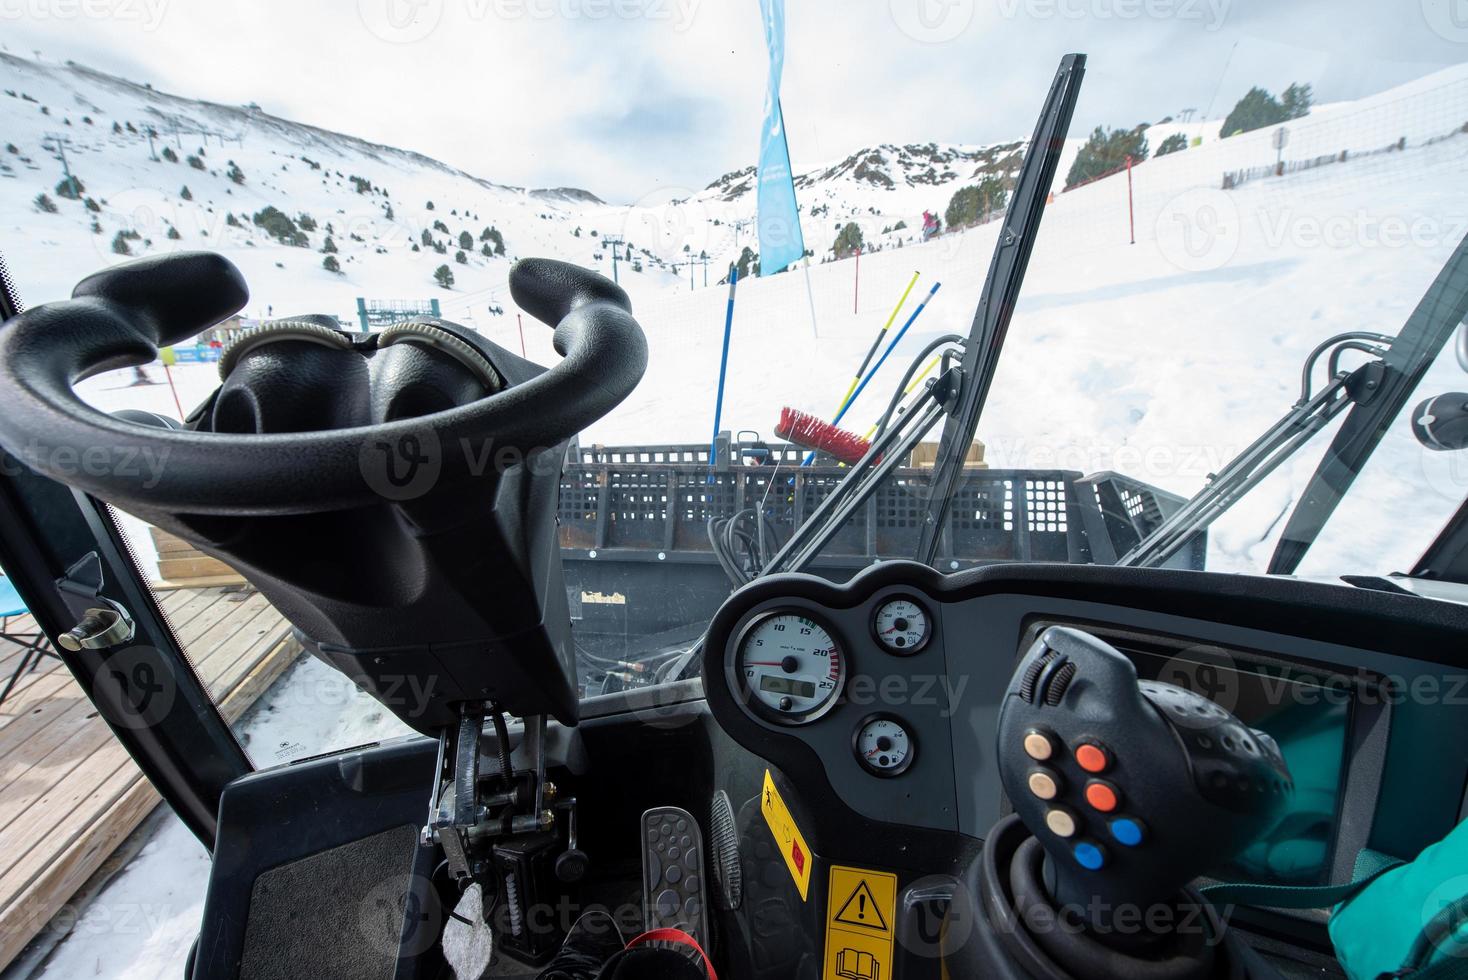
[1125,648,1352,887]
[760,675,816,698]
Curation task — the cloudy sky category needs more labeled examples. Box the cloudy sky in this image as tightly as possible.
[3,0,1464,202]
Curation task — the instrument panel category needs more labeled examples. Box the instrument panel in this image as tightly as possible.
[702,560,1468,878]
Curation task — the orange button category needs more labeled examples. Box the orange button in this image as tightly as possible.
[1075,743,1109,773]
[1084,781,1119,812]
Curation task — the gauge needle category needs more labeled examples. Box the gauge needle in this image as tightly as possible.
[743,661,786,667]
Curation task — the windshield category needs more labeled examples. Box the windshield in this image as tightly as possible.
[3,7,1467,702]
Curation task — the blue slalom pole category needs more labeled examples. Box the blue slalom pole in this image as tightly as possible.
[801,280,942,466]
[708,266,740,484]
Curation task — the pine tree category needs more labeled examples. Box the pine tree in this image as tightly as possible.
[34,192,57,213]
[1156,133,1189,157]
[180,185,193,201]
[944,177,1008,230]
[161,146,178,163]
[226,160,245,184]
[434,264,454,289]
[832,222,864,259]
[1064,126,1149,189]
[111,231,132,255]
[55,175,84,200]
[1222,87,1287,137]
[458,230,473,250]
[167,226,181,240]
[322,235,337,254]
[1281,82,1313,120]
[323,255,342,274]
[455,249,468,265]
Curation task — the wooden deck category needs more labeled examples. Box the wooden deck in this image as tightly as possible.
[0,586,302,969]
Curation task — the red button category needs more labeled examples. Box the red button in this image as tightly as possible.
[1075,743,1109,773]
[1085,781,1119,812]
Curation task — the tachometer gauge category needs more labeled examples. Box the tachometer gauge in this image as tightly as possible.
[873,597,930,654]
[854,715,915,776]
[733,612,844,725]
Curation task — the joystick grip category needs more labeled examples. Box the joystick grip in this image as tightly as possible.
[997,627,1292,926]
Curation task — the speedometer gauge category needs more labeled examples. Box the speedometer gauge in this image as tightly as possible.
[733,612,845,725]
[873,597,930,654]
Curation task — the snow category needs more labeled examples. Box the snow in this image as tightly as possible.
[33,656,410,980]
[7,51,1468,976]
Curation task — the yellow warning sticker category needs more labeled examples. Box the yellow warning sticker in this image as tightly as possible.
[760,770,813,901]
[824,865,897,980]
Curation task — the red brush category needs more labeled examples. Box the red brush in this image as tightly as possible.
[776,407,876,465]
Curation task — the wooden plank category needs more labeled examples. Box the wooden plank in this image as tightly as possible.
[157,555,238,581]
[0,584,305,972]
[0,772,158,970]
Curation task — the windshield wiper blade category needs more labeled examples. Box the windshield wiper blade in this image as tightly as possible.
[915,53,1086,564]
[1118,350,1387,568]
[1267,234,1468,575]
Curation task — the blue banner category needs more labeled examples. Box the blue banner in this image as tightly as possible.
[756,0,805,276]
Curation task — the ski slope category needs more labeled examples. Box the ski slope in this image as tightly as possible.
[7,55,1468,581]
[6,48,1468,980]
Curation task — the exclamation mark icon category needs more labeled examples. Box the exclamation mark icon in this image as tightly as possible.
[858,893,867,920]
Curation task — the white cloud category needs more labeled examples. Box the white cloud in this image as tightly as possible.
[1,0,1461,202]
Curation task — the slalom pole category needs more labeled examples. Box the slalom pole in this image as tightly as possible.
[802,258,819,339]
[516,314,527,357]
[800,269,920,466]
[828,280,941,428]
[861,353,942,441]
[707,265,740,484]
[162,363,185,420]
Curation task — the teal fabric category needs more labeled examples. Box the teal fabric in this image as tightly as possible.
[1329,819,1468,979]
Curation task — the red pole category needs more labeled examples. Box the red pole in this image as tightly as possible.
[853,247,861,314]
[1126,155,1135,245]
[162,364,185,420]
[516,313,527,357]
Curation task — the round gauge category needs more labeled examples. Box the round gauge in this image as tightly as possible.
[733,612,845,725]
[854,715,915,777]
[873,597,931,654]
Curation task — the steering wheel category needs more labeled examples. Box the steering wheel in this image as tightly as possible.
[0,251,647,516]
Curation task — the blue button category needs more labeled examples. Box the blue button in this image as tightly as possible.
[1110,818,1145,847]
[1074,842,1106,870]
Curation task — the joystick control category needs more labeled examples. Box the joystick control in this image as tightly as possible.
[997,626,1293,927]
[944,626,1294,980]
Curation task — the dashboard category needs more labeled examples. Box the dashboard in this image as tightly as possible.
[702,560,1468,890]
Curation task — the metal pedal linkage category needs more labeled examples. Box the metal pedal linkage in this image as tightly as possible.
[423,704,556,885]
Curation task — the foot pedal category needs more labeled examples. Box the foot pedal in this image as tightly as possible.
[641,806,711,952]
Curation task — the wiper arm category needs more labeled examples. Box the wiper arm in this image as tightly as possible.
[1119,337,1391,568]
[1267,235,1468,574]
[916,53,1086,563]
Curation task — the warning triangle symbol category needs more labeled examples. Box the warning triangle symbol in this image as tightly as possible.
[834,880,888,932]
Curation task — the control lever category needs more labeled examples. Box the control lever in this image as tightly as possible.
[997,626,1293,936]
[554,798,588,883]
